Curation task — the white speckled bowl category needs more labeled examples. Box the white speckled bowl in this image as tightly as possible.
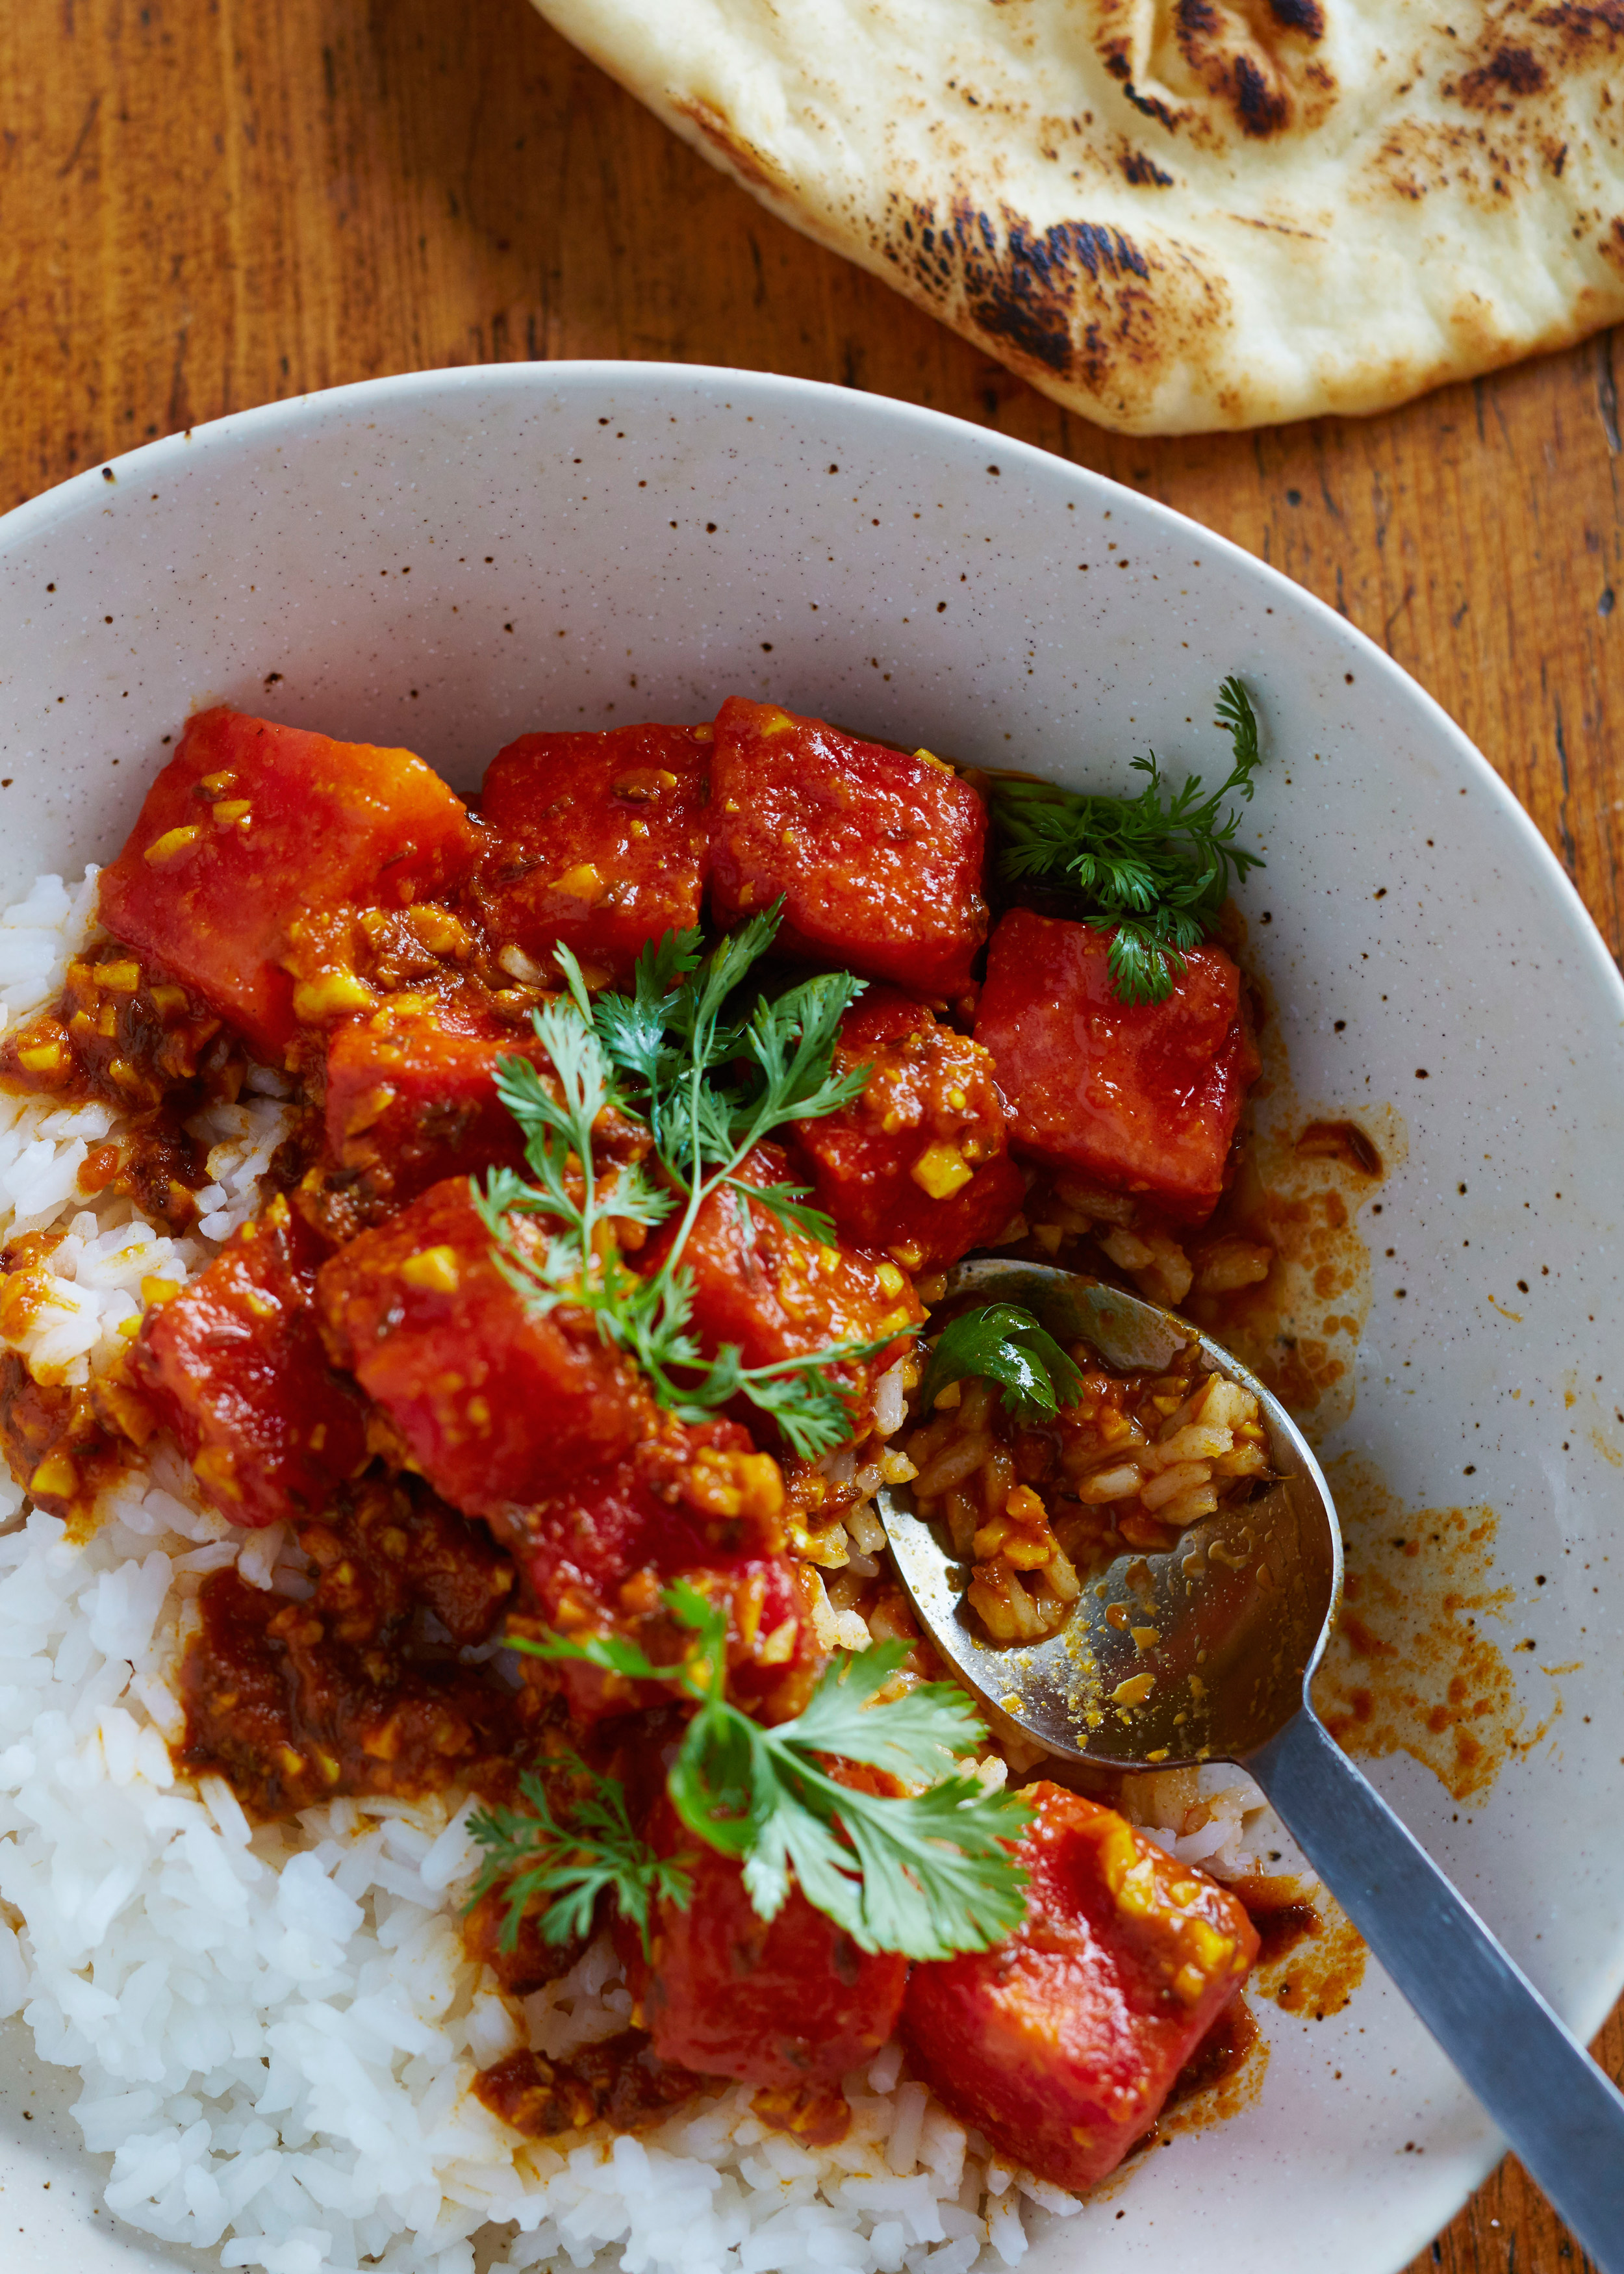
[0,366,1620,2274]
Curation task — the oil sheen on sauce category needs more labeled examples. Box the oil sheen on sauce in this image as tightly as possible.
[1199,981,1527,1803]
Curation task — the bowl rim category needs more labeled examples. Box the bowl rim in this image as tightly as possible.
[3,355,1621,2273]
[3,357,1619,1025]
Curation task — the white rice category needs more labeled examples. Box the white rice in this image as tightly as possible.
[0,865,295,1263]
[0,1470,1084,2274]
[0,1090,122,1240]
[1126,1767,1312,1891]
[0,867,103,1030]
[190,1084,299,1246]
[2,1208,197,1383]
[0,869,114,1238]
[0,870,1091,2274]
[0,867,1294,2274]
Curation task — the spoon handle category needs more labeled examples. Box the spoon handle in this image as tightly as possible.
[1249,1707,1624,2272]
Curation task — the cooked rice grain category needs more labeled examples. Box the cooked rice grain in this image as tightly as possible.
[0,863,1295,2274]
[0,868,101,1027]
[0,1208,197,1384]
[904,1353,1268,1642]
[0,1477,1090,2274]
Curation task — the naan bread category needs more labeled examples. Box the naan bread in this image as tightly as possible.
[530,0,1624,433]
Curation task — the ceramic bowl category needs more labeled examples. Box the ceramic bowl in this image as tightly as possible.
[0,364,1619,2274]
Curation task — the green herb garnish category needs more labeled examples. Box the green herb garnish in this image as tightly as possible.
[476,904,902,1457]
[509,1583,1032,1961]
[919,1303,1085,1425]
[993,675,1264,1006]
[466,1750,690,1959]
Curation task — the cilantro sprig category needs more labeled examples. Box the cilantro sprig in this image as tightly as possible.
[466,1751,690,1959]
[507,1583,1031,1961]
[476,906,902,1457]
[593,912,869,1181]
[993,676,1264,1005]
[919,1303,1085,1425]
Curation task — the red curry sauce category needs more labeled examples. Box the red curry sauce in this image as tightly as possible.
[0,698,1289,2190]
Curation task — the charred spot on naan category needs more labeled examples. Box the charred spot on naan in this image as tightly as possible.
[1265,0,1326,33]
[1091,0,1336,146]
[1365,105,1593,212]
[880,194,1230,424]
[1121,146,1178,187]
[1446,3,1624,113]
[1451,45,1551,107]
[542,0,1624,431]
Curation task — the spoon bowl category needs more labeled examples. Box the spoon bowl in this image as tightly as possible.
[880,1257,1624,2274]
[877,1257,1341,1771]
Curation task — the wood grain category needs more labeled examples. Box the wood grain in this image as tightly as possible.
[0,1,1619,2266]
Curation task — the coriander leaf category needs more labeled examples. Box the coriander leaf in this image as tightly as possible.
[726,1177,837,1246]
[515,1622,690,1689]
[674,906,784,1069]
[477,1004,668,1340]
[747,1764,1029,1963]
[509,1585,1032,1961]
[660,1333,894,1459]
[731,971,870,1147]
[496,1025,602,1181]
[592,925,702,1102]
[1101,921,1164,1009]
[991,675,1265,1005]
[724,1352,877,1459]
[783,1642,993,1776]
[491,999,626,1225]
[465,1752,691,1959]
[919,1303,1085,1424]
[688,1080,742,1178]
[634,923,708,1001]
[485,911,917,1462]
[605,1158,680,1232]
[479,1162,544,1224]
[1214,672,1260,773]
[1101,912,1198,1009]
[550,939,598,1027]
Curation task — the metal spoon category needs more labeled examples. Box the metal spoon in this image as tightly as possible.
[878,1257,1624,2268]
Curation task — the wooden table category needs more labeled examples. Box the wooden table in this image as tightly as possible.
[2,1,1619,2266]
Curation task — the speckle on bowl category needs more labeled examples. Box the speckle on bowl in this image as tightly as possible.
[0,363,1620,2274]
